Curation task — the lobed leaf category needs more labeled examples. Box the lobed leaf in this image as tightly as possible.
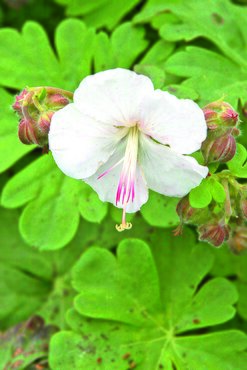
[49,231,245,369]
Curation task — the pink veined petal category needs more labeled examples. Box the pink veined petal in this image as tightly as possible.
[84,141,148,213]
[73,68,154,127]
[139,134,208,197]
[139,90,207,154]
[49,104,125,179]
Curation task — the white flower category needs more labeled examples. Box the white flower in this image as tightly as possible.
[49,68,208,231]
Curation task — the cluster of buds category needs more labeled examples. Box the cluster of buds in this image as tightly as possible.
[175,194,229,247]
[176,176,247,253]
[201,101,239,164]
[13,87,73,147]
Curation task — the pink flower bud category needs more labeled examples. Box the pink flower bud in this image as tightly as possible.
[198,222,229,247]
[47,94,70,108]
[228,227,247,254]
[202,134,236,164]
[13,86,73,147]
[203,101,239,130]
[18,118,38,145]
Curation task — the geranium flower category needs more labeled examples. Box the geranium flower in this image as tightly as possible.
[49,69,208,231]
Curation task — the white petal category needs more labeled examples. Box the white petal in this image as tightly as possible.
[139,90,207,154]
[49,104,123,179]
[139,134,208,197]
[74,68,154,127]
[84,141,148,213]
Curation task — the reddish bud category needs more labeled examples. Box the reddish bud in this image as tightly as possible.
[221,109,239,127]
[203,101,239,130]
[18,118,38,145]
[228,227,247,254]
[14,87,73,147]
[202,134,236,164]
[47,94,70,108]
[198,222,229,247]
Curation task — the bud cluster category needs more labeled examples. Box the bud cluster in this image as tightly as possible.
[176,176,247,253]
[201,101,239,164]
[13,87,73,147]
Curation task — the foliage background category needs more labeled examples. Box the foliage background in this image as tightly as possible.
[1,0,247,369]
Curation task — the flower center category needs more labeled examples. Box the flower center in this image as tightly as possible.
[115,125,139,232]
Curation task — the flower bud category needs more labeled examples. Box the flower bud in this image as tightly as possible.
[18,118,37,145]
[201,134,236,164]
[228,226,247,254]
[46,94,70,108]
[198,222,229,247]
[203,101,239,130]
[13,87,73,147]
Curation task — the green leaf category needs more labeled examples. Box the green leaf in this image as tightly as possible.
[227,143,247,178]
[164,84,199,100]
[209,179,226,203]
[141,191,180,227]
[139,40,175,67]
[0,19,95,91]
[94,22,148,72]
[136,0,247,68]
[210,246,247,321]
[159,0,247,65]
[166,46,247,108]
[49,231,245,369]
[189,177,226,208]
[1,153,108,249]
[0,205,97,329]
[38,274,76,329]
[54,0,140,29]
[189,179,212,208]
[79,191,108,223]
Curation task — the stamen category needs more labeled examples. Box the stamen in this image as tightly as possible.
[115,126,139,232]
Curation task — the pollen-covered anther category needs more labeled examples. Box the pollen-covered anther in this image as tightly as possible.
[116,222,132,232]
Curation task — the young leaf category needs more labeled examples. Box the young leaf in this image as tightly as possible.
[49,231,246,369]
